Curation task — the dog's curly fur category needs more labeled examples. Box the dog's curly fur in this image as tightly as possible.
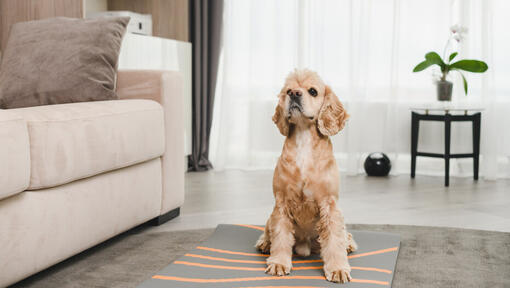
[255,69,357,283]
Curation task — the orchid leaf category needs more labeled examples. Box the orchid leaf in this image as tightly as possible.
[425,52,446,70]
[460,72,468,95]
[450,60,488,73]
[413,60,434,72]
[449,52,458,62]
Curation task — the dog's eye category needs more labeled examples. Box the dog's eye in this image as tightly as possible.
[286,89,292,96]
[308,88,318,97]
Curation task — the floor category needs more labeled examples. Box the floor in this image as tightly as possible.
[12,171,510,288]
[150,170,510,233]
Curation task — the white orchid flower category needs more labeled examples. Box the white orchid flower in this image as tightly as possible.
[450,24,468,42]
[450,24,468,34]
[450,24,460,33]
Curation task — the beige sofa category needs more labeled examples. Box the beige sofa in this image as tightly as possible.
[0,70,184,287]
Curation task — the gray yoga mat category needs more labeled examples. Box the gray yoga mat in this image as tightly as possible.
[138,224,400,287]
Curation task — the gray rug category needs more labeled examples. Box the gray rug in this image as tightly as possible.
[10,224,510,288]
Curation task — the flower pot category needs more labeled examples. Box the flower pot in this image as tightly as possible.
[436,80,453,101]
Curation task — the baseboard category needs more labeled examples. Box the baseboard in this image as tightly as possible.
[152,207,180,226]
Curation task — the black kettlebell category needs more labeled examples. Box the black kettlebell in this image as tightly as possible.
[364,152,391,176]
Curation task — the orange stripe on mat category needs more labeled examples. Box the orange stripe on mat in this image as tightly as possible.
[348,247,398,259]
[292,259,323,264]
[187,254,321,264]
[238,286,325,288]
[152,275,389,285]
[185,254,266,264]
[195,246,398,260]
[176,259,391,274]
[289,266,392,274]
[176,261,323,271]
[351,266,392,274]
[175,261,266,271]
[196,246,269,257]
[152,275,324,283]
[235,224,265,231]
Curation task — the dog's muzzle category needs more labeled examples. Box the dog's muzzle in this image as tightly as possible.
[289,101,302,112]
[288,89,303,112]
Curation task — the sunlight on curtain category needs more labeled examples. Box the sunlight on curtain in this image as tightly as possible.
[210,0,510,179]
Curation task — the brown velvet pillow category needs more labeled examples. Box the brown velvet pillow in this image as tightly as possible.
[0,17,129,109]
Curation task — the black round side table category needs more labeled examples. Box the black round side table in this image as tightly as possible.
[410,106,482,187]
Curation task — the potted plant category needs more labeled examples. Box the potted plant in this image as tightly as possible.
[413,25,488,101]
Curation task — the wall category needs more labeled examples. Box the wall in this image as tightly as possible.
[85,0,107,16]
[0,0,83,53]
[107,0,189,42]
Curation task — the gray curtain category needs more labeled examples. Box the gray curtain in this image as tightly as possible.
[188,0,223,171]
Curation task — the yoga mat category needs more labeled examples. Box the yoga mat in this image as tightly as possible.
[138,224,400,287]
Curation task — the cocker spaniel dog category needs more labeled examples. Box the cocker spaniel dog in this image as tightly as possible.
[256,69,357,283]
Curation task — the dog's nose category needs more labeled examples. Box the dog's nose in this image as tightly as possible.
[288,89,302,100]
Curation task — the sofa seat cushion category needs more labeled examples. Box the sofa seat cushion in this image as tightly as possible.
[0,110,30,199]
[13,99,165,190]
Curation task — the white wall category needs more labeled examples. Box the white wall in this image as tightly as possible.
[84,0,108,17]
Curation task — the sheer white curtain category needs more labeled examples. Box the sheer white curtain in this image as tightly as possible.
[210,0,510,179]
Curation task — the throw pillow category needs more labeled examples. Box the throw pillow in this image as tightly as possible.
[0,17,129,109]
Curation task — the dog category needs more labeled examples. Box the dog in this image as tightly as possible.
[255,69,357,283]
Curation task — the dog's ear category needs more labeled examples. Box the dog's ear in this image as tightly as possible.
[272,94,289,136]
[317,85,349,136]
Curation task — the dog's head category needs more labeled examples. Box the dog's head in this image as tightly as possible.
[272,69,349,137]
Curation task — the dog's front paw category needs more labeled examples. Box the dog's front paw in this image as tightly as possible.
[255,234,271,253]
[265,263,291,276]
[346,233,358,253]
[324,267,351,283]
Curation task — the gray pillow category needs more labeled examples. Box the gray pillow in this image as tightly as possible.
[0,17,129,109]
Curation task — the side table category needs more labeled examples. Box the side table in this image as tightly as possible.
[410,107,482,187]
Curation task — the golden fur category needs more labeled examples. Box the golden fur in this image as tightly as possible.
[255,69,356,283]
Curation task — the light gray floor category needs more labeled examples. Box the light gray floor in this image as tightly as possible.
[150,171,510,233]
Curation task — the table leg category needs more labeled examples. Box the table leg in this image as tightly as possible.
[444,114,451,187]
[473,113,481,180]
[411,112,419,178]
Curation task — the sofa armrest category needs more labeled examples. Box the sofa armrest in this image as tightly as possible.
[0,110,30,200]
[116,70,185,215]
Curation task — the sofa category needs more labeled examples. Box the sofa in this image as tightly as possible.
[0,70,184,287]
